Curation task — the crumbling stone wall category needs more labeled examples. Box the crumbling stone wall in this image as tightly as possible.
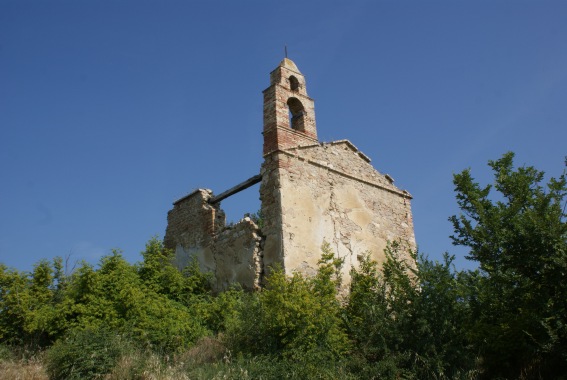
[164,189,264,291]
[213,218,264,290]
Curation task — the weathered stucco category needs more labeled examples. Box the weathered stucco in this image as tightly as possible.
[164,58,416,292]
[260,140,415,284]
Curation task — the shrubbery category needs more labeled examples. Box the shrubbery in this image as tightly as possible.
[225,242,349,362]
[0,152,565,379]
[45,327,129,380]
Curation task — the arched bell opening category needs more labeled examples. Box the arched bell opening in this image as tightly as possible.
[287,97,305,132]
[289,75,300,91]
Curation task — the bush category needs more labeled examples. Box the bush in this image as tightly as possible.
[0,345,13,361]
[225,243,350,361]
[45,327,132,380]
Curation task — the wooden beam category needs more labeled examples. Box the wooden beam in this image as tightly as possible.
[209,174,262,204]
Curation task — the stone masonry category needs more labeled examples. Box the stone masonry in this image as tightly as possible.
[163,189,264,291]
[164,58,415,291]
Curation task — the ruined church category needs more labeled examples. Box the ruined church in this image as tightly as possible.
[164,58,415,291]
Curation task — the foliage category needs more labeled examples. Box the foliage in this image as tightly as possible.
[449,152,567,378]
[185,354,358,380]
[248,209,264,229]
[199,286,245,334]
[61,250,209,352]
[0,259,68,347]
[345,243,476,379]
[1,152,566,378]
[0,239,212,353]
[0,345,13,361]
[225,242,350,362]
[137,238,212,302]
[45,327,130,380]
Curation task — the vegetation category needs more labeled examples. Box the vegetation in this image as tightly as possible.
[0,152,565,379]
[449,152,567,379]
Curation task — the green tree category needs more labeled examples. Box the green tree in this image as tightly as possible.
[136,237,212,302]
[63,250,210,352]
[0,240,215,353]
[345,243,475,379]
[449,152,567,378]
[0,259,68,347]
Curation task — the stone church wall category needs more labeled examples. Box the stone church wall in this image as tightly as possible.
[260,140,415,284]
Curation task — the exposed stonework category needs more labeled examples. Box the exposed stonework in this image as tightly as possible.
[164,189,264,291]
[164,58,416,291]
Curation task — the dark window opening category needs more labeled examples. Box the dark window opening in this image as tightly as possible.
[289,75,299,91]
[287,97,305,132]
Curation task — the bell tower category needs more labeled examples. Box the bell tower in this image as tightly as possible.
[262,58,318,155]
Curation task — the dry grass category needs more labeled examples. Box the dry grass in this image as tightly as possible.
[0,337,230,380]
[106,336,228,380]
[0,356,48,380]
[106,351,190,380]
[177,336,228,366]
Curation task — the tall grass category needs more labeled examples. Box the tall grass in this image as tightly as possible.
[1,338,359,380]
[0,346,48,380]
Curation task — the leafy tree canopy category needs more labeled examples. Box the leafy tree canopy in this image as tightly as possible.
[449,152,567,378]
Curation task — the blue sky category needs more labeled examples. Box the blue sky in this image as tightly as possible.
[1,0,566,272]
